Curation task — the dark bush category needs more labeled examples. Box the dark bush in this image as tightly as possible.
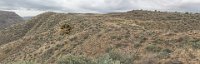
[60,24,72,35]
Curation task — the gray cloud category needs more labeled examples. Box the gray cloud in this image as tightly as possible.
[175,2,200,12]
[78,0,137,13]
[0,0,63,11]
[0,0,200,16]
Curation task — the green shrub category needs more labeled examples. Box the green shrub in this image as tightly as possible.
[57,54,94,64]
[109,52,123,61]
[107,51,135,64]
[192,40,200,49]
[97,54,120,64]
[11,61,37,64]
[146,44,162,52]
[162,49,172,53]
[57,54,121,64]
[157,49,172,59]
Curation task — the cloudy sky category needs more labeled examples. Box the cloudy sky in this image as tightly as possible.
[0,0,200,17]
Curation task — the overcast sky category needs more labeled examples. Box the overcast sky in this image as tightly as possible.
[0,0,200,17]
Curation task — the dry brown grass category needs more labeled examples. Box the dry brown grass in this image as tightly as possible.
[1,10,200,64]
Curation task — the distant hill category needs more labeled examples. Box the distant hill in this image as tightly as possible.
[23,16,33,20]
[0,11,24,29]
[0,10,200,64]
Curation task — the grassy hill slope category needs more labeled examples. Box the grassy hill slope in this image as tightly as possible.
[0,10,200,64]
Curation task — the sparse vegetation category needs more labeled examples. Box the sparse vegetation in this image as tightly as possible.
[108,51,134,64]
[157,49,172,59]
[57,54,94,64]
[56,53,136,64]
[96,54,120,64]
[11,61,37,64]
[146,44,162,52]
[191,40,200,49]
[1,10,200,64]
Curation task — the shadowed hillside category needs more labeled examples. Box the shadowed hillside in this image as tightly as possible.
[0,11,24,29]
[0,10,200,64]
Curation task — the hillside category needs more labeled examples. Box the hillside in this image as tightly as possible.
[0,11,24,29]
[23,16,33,20]
[0,10,200,64]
